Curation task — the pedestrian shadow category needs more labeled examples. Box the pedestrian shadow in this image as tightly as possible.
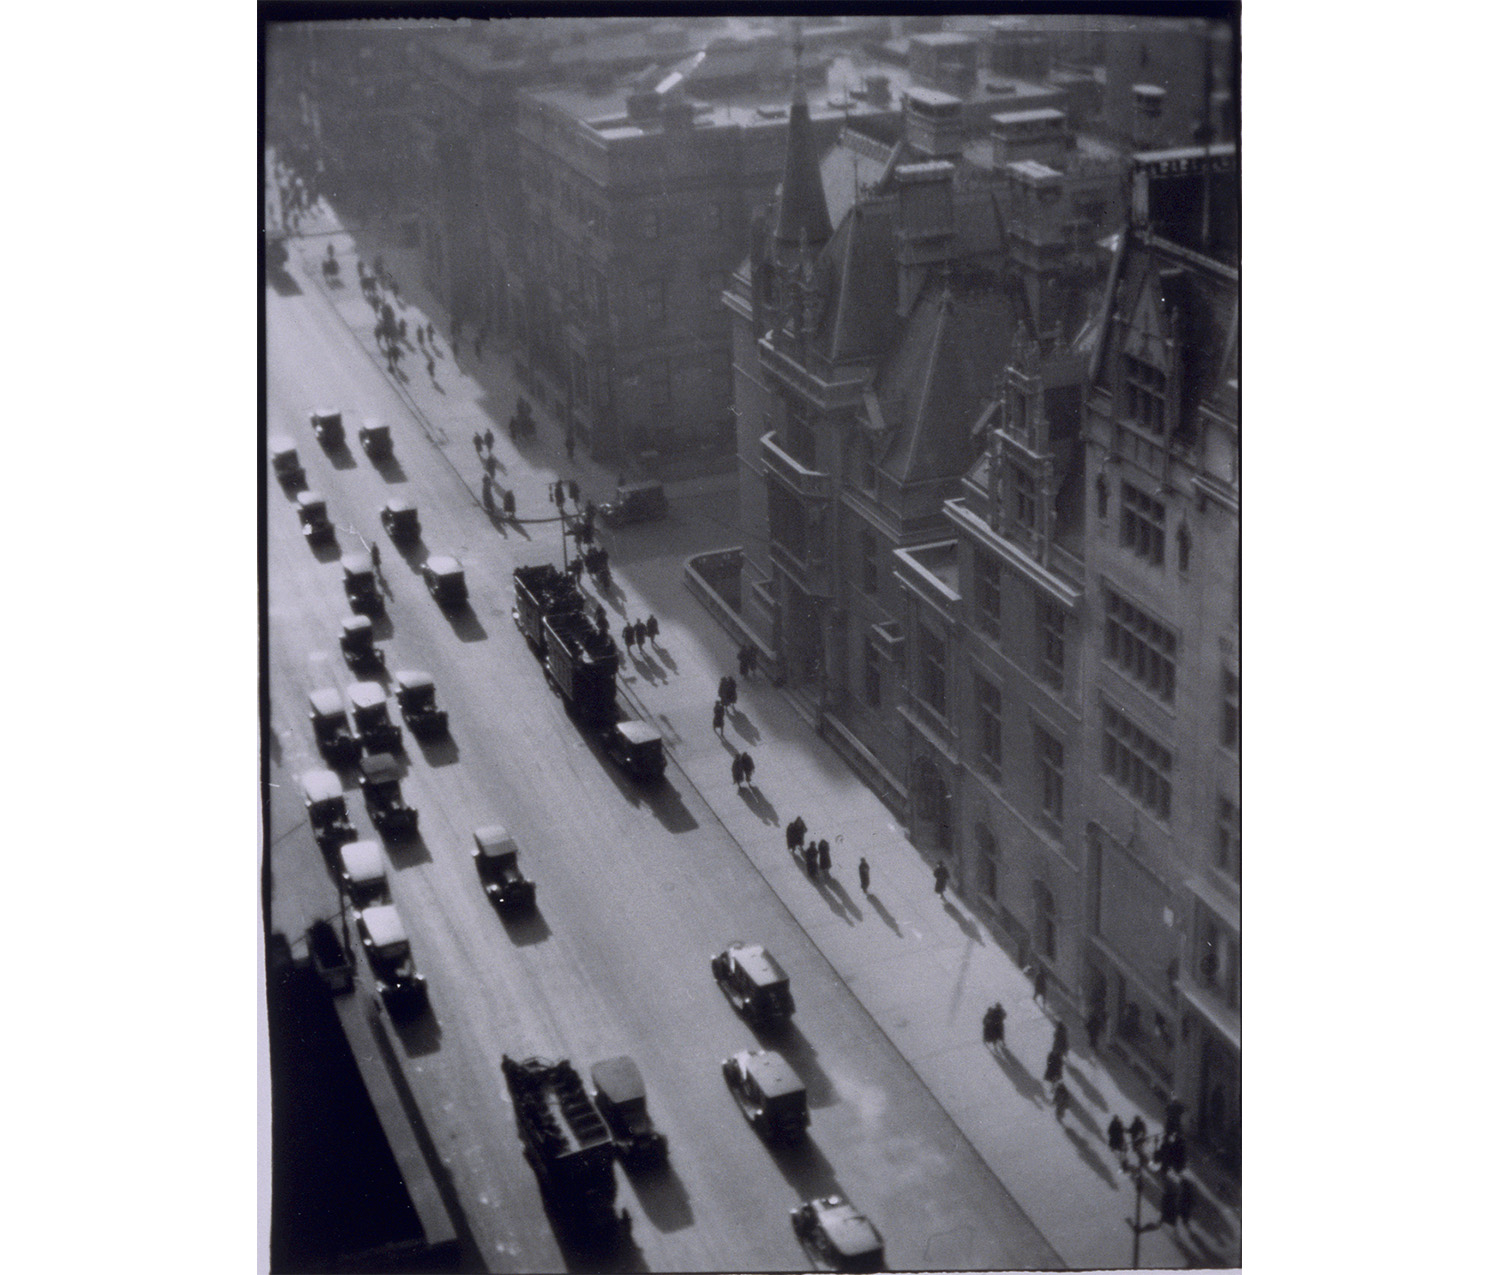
[737,784,778,826]
[941,898,986,945]
[629,652,661,684]
[818,874,862,923]
[651,644,676,672]
[1064,1094,1104,1142]
[728,708,760,745]
[865,891,902,936]
[1064,1125,1119,1188]
[810,875,858,925]
[995,1046,1047,1108]
[1065,1060,1109,1112]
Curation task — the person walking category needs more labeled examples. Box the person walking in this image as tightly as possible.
[786,820,801,852]
[713,700,726,736]
[717,675,730,704]
[731,753,744,786]
[645,615,659,645]
[933,861,949,897]
[1159,1176,1180,1229]
[804,842,819,878]
[473,431,483,456]
[426,354,436,381]
[484,428,494,451]
[1175,1178,1195,1230]
[983,1001,1006,1050]
[1128,1114,1147,1156]
[1031,961,1049,1006]
[723,675,737,708]
[1107,1115,1126,1159]
[634,620,648,651]
[740,752,755,786]
[1052,1080,1070,1124]
[1052,1019,1069,1063]
[1044,1047,1064,1088]
[858,856,870,894]
[416,324,425,349]
[817,839,830,874]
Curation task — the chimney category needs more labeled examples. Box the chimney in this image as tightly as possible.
[894,161,956,315]
[904,87,965,159]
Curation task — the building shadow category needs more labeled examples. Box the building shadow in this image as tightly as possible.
[865,892,902,936]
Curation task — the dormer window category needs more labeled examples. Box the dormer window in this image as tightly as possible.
[1122,354,1167,436]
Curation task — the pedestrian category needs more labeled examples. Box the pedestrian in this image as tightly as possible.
[426,354,436,380]
[369,542,381,574]
[503,489,516,518]
[858,856,870,893]
[484,428,494,451]
[482,475,494,511]
[984,1001,1005,1049]
[1128,1114,1147,1154]
[473,432,483,455]
[740,752,755,786]
[718,675,730,704]
[747,645,759,676]
[737,646,749,677]
[1086,1007,1106,1052]
[645,615,659,645]
[1175,1178,1195,1229]
[1044,1047,1064,1088]
[595,603,608,630]
[1031,961,1048,1006]
[1163,1131,1187,1175]
[818,839,830,874]
[634,620,648,651]
[427,321,436,347]
[1164,1096,1186,1138]
[622,623,635,654]
[731,754,744,786]
[713,700,726,735]
[933,861,949,897]
[1052,1019,1069,1062]
[1107,1115,1125,1158]
[1158,1176,1179,1228]
[1052,1080,1070,1123]
[398,317,407,344]
[724,675,737,708]
[416,324,425,348]
[805,842,819,878]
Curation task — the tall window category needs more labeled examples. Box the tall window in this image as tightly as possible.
[860,530,879,595]
[1013,465,1037,530]
[1121,483,1165,565]
[1035,726,1064,828]
[1102,703,1173,820]
[863,635,881,708]
[1122,354,1167,435]
[1221,668,1240,752]
[977,677,1003,777]
[976,824,999,901]
[1104,588,1177,703]
[918,624,946,716]
[1034,881,1057,959]
[975,553,1002,637]
[1216,796,1241,884]
[1037,596,1066,691]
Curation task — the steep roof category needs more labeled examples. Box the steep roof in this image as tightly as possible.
[772,69,833,250]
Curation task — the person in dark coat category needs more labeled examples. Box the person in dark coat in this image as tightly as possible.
[1052,1081,1070,1123]
[1052,1020,1069,1062]
[635,620,648,651]
[805,843,818,878]
[645,615,659,644]
[1032,961,1048,1006]
[984,1001,1006,1049]
[1086,1007,1106,1052]
[622,624,635,653]
[1159,1177,1179,1228]
[1175,1178,1195,1229]
[595,603,607,629]
[933,861,949,897]
[723,675,737,707]
[718,675,731,704]
[817,840,830,873]
[1044,1047,1064,1087]
[1128,1114,1147,1154]
[858,857,870,893]
[713,700,726,735]
[1107,1115,1125,1158]
[473,431,483,455]
[731,754,744,786]
[1164,1097,1186,1138]
[484,428,494,451]
[740,752,754,785]
[786,820,800,851]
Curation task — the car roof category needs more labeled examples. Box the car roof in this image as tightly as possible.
[346,681,386,708]
[342,614,373,634]
[738,1049,802,1097]
[360,903,406,948]
[312,407,340,420]
[269,435,296,454]
[308,687,345,717]
[426,554,461,574]
[729,943,789,987]
[362,418,388,431]
[296,490,326,507]
[359,752,401,784]
[394,669,434,692]
[341,551,373,574]
[382,497,414,514]
[590,1055,646,1104]
[339,840,385,884]
[810,1198,883,1257]
[473,824,518,857]
[300,769,344,803]
[615,720,660,745]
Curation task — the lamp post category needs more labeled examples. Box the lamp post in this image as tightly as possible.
[1122,1131,1162,1268]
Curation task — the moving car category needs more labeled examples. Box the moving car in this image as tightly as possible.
[308,687,359,766]
[423,555,467,609]
[359,752,419,839]
[381,498,421,546]
[341,550,382,616]
[590,1056,668,1170]
[337,839,390,908]
[299,768,356,854]
[356,903,428,1017]
[270,435,305,489]
[310,408,344,448]
[790,1197,886,1272]
[358,418,392,460]
[721,1049,808,1144]
[711,942,795,1026]
[393,670,448,738]
[347,681,402,754]
[600,480,667,528]
[340,615,385,675]
[472,824,535,913]
[296,491,334,544]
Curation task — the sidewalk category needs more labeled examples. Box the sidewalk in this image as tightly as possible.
[283,207,1241,1271]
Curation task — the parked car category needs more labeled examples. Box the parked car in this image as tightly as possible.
[393,670,448,738]
[308,687,359,766]
[423,555,467,609]
[600,480,667,527]
[299,768,356,854]
[356,903,428,1017]
[472,824,535,913]
[790,1197,886,1272]
[337,839,390,908]
[270,435,305,490]
[381,498,421,546]
[590,1056,668,1170]
[711,942,795,1026]
[359,752,419,839]
[310,408,344,448]
[307,919,352,995]
[340,615,386,675]
[721,1049,808,1144]
[341,550,382,616]
[358,418,392,460]
[296,491,334,544]
[346,681,402,754]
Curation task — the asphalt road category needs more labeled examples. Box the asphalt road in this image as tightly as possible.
[265,245,1061,1272]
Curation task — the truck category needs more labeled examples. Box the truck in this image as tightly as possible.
[544,609,619,727]
[512,563,584,655]
[501,1055,628,1240]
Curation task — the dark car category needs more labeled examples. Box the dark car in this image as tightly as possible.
[296,491,334,544]
[790,1197,886,1272]
[393,669,448,737]
[308,687,359,765]
[340,615,386,675]
[381,498,421,546]
[711,942,795,1026]
[299,768,357,854]
[270,435,305,489]
[337,839,390,909]
[472,824,536,913]
[347,681,402,754]
[356,903,428,1017]
[341,550,382,616]
[600,481,667,527]
[423,555,468,609]
[310,408,344,449]
[358,418,393,460]
[721,1049,808,1144]
[359,752,419,839]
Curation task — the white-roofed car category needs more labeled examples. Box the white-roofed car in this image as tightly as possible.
[790,1196,886,1272]
[356,903,428,1017]
[721,1048,808,1144]
[337,839,389,908]
[711,941,795,1026]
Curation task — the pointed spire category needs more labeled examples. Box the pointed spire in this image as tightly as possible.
[772,17,833,252]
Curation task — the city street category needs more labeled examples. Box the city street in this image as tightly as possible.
[265,222,1064,1271]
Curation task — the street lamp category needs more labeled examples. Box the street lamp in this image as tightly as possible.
[1122,1131,1162,1269]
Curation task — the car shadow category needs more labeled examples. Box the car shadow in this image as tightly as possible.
[383,830,433,868]
[941,897,987,945]
[767,1136,843,1206]
[309,536,342,564]
[326,444,359,471]
[641,781,699,834]
[439,604,488,642]
[500,906,552,947]
[389,1003,443,1058]
[864,891,902,936]
[414,733,459,767]
[369,611,396,641]
[267,270,302,297]
[371,455,407,483]
[626,1164,694,1234]
[395,537,425,568]
[768,1023,837,1110]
